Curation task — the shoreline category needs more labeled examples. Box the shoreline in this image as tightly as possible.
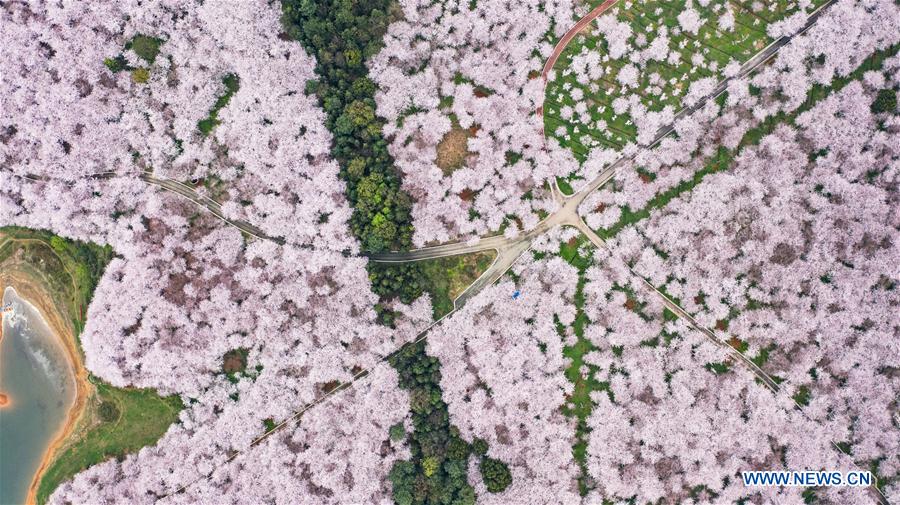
[0,274,92,505]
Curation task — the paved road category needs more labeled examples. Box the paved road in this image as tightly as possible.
[363,0,838,391]
[365,233,510,262]
[369,0,838,285]
[572,221,783,392]
[138,173,286,245]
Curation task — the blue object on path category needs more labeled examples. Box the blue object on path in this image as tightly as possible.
[512,290,520,300]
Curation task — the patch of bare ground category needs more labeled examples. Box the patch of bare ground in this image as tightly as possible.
[436,124,473,175]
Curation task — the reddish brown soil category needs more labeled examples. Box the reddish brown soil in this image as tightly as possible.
[222,353,246,374]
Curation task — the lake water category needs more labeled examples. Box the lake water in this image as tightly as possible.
[0,287,76,505]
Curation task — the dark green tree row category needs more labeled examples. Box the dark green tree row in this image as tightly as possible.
[280,0,412,253]
[370,262,427,326]
[389,341,512,505]
[279,4,513,502]
[369,263,426,303]
[281,0,426,311]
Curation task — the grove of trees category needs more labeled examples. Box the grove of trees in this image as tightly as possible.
[427,241,582,504]
[281,0,414,253]
[368,0,581,245]
[605,69,900,501]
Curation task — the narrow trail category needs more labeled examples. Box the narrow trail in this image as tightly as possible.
[540,0,620,84]
[572,220,783,393]
[538,0,619,136]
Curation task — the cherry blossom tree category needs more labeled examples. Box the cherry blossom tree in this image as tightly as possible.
[426,242,581,503]
[612,76,900,498]
[580,238,879,503]
[3,2,426,503]
[369,0,580,245]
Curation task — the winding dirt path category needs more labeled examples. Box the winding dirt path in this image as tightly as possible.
[538,0,619,136]
[540,0,619,83]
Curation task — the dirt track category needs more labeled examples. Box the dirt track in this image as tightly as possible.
[541,0,620,82]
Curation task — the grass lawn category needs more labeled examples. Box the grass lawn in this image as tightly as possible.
[198,73,240,136]
[419,251,497,319]
[35,382,183,505]
[593,43,900,239]
[555,176,576,196]
[545,0,829,163]
[0,227,112,337]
